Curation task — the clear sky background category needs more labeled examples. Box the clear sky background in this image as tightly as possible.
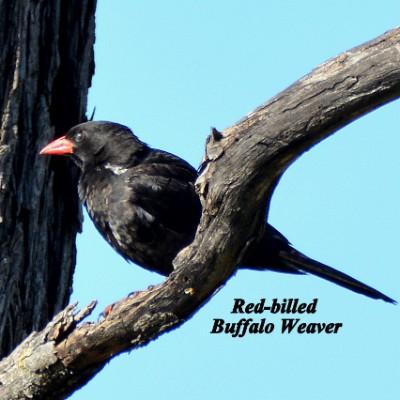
[71,2,399,399]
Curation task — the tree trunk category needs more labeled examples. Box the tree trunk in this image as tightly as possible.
[0,26,398,400]
[0,0,96,358]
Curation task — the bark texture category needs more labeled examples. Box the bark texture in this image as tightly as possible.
[0,27,399,400]
[0,0,96,358]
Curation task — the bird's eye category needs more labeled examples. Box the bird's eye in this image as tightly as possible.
[74,132,84,143]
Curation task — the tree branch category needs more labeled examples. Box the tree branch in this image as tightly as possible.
[1,27,399,400]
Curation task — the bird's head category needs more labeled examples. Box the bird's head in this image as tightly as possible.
[40,121,147,169]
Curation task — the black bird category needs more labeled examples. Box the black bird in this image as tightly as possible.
[40,121,395,303]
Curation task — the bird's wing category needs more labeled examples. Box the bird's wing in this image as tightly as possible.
[103,154,201,274]
[122,154,201,235]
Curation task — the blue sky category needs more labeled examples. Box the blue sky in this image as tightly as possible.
[71,2,399,399]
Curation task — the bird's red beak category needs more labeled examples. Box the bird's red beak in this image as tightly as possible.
[39,136,74,155]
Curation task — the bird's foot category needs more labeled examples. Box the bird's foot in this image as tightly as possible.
[99,285,157,320]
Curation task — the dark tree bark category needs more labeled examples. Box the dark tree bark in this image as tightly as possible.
[0,27,398,400]
[0,0,96,358]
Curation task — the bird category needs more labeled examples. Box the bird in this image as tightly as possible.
[40,121,395,304]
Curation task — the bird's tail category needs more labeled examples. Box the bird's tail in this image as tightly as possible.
[242,224,396,304]
[277,247,396,304]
